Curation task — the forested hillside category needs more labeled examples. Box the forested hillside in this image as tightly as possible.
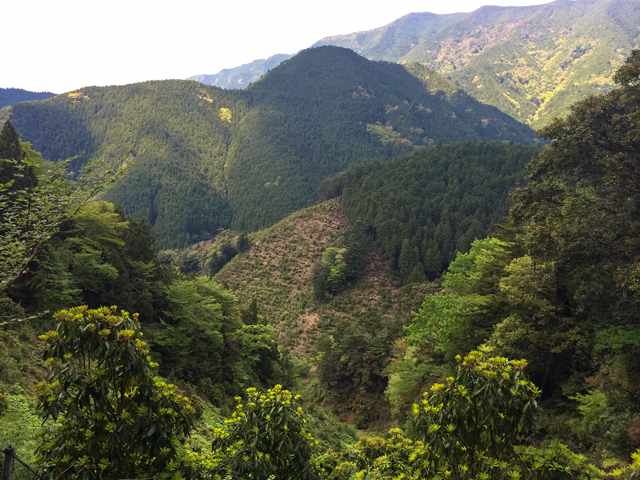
[1,46,535,247]
[226,47,535,231]
[0,88,56,109]
[194,0,640,129]
[314,0,640,128]
[327,140,541,282]
[4,47,640,480]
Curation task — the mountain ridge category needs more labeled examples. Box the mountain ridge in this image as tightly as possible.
[191,0,640,128]
[2,47,535,248]
[0,88,56,110]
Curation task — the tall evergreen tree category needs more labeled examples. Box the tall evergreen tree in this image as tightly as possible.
[0,121,36,190]
[0,121,22,161]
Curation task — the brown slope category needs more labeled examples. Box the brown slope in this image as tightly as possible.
[214,199,401,355]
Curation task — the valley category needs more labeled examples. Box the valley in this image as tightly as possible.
[2,3,640,478]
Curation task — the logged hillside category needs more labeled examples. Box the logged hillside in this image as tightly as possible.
[207,200,427,426]
[1,47,535,248]
[0,88,56,109]
[168,140,539,424]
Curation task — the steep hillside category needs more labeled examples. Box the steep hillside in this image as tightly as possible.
[1,47,535,248]
[209,200,427,427]
[176,139,539,424]
[0,88,56,109]
[227,47,535,231]
[1,80,240,248]
[188,54,292,89]
[314,0,640,128]
[331,140,541,281]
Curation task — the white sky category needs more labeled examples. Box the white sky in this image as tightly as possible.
[5,0,553,93]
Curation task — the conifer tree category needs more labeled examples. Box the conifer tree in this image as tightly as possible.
[0,121,22,161]
[237,231,251,252]
[399,238,419,283]
[0,120,36,190]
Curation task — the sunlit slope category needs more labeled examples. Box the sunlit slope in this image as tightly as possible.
[314,0,640,128]
[1,47,535,247]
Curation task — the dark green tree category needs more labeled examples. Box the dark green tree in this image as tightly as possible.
[237,231,251,252]
[0,121,22,162]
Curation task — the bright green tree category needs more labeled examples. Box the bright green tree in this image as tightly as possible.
[211,385,319,480]
[0,156,122,299]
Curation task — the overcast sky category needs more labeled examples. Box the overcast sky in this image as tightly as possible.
[5,0,553,93]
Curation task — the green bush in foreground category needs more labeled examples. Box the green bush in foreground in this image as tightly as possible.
[318,348,640,479]
[211,385,319,480]
[35,306,196,479]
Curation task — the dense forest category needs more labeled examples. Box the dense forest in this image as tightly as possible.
[3,37,640,480]
[0,46,535,248]
[321,140,541,282]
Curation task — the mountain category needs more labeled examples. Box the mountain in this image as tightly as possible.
[316,0,640,129]
[0,88,56,109]
[224,47,535,232]
[192,0,640,129]
[187,54,292,89]
[1,46,535,249]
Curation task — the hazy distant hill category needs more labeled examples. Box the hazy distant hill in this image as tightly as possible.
[192,0,640,128]
[0,88,56,109]
[2,47,535,248]
[188,54,292,88]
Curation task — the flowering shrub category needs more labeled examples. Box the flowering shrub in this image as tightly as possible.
[35,306,196,479]
[211,384,319,480]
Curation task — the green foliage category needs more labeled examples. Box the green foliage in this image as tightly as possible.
[211,385,319,480]
[568,390,608,441]
[410,349,540,470]
[237,231,251,252]
[312,228,368,300]
[0,155,123,299]
[15,201,167,323]
[406,294,464,353]
[335,141,539,282]
[148,277,282,394]
[320,351,614,479]
[35,306,197,479]
[0,384,41,466]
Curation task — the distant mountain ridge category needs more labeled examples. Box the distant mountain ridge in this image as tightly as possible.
[191,0,640,128]
[187,54,292,88]
[1,47,535,248]
[0,88,56,109]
